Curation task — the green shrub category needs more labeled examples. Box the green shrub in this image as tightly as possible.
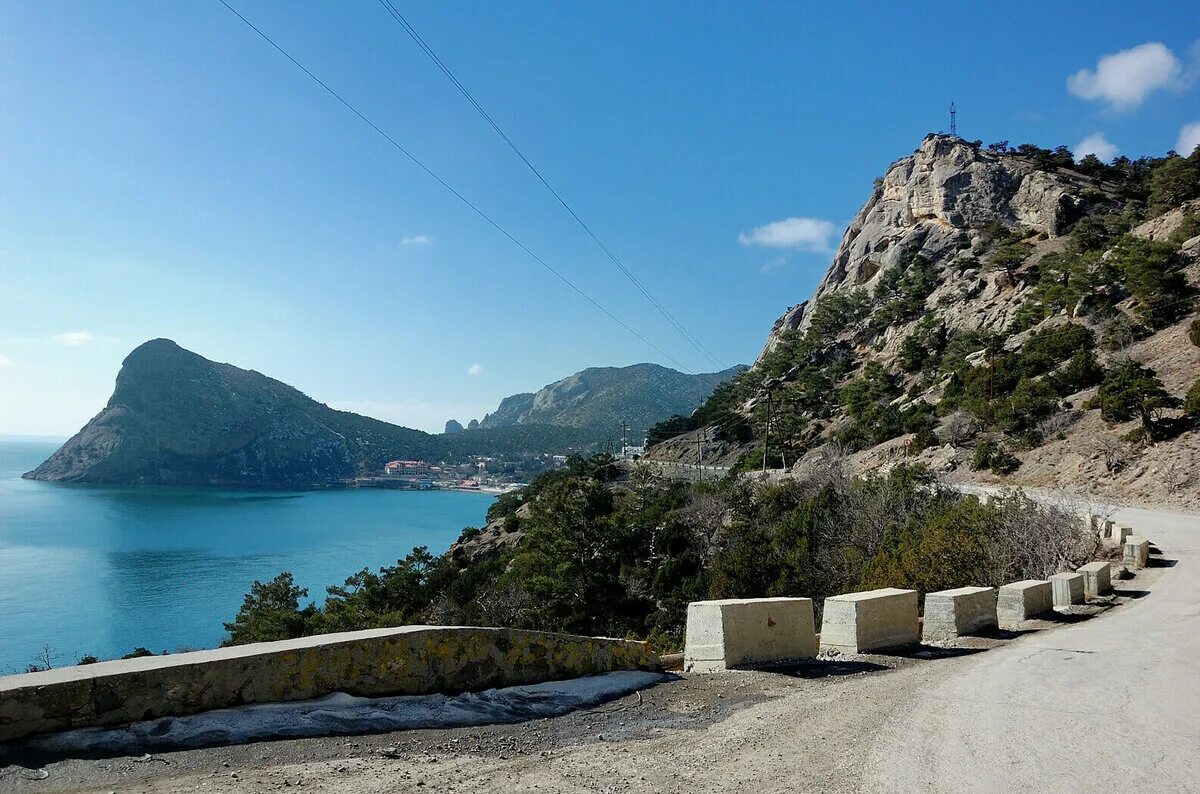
[1190,317,1200,348]
[1049,348,1105,396]
[1185,380,1200,416]
[1106,236,1194,328]
[971,440,1021,474]
[1085,361,1180,437]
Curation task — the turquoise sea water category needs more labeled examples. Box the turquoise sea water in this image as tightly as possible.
[0,441,491,673]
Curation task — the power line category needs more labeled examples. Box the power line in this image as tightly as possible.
[373,0,724,370]
[215,0,685,369]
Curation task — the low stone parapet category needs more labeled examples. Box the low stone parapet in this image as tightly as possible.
[820,588,918,654]
[0,626,657,743]
[997,580,1053,627]
[684,597,817,672]
[1124,536,1150,569]
[922,586,997,642]
[1077,561,1113,599]
[1050,572,1085,607]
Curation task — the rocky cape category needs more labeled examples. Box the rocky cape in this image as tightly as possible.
[25,340,443,486]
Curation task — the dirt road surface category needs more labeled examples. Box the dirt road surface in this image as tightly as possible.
[1,501,1194,793]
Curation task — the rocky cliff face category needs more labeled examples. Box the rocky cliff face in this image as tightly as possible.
[759,135,1089,361]
[658,134,1200,507]
[480,364,746,434]
[26,339,436,485]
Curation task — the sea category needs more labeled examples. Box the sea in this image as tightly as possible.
[0,440,492,674]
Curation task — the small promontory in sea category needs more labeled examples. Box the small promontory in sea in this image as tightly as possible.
[24,339,438,486]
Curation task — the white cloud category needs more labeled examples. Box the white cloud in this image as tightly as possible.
[1074,133,1119,162]
[758,256,790,275]
[1067,42,1183,110]
[466,363,483,376]
[400,235,433,246]
[0,353,12,367]
[1177,121,1200,156]
[738,217,837,253]
[52,331,101,346]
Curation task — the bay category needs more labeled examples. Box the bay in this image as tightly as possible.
[0,440,491,673]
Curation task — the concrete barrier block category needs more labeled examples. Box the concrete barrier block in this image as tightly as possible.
[1050,572,1085,607]
[1077,561,1112,598]
[820,588,918,654]
[922,586,997,642]
[1109,525,1133,546]
[684,597,817,672]
[997,580,1053,627]
[1101,518,1115,538]
[1124,536,1150,569]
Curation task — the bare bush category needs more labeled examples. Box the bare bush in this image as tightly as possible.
[987,492,1099,580]
[1163,462,1193,495]
[677,490,730,563]
[1036,409,1081,441]
[937,410,979,446]
[1098,435,1132,474]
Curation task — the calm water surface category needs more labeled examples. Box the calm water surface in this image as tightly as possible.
[0,441,491,672]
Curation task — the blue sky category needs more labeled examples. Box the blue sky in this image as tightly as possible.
[1,1,1197,436]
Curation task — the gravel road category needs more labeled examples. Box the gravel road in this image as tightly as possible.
[1,501,1191,793]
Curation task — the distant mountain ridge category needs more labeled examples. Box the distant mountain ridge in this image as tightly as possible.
[479,363,747,435]
[25,341,738,486]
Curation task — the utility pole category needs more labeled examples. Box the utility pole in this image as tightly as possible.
[762,392,772,474]
[620,421,628,460]
[989,349,995,403]
[696,427,704,484]
[949,101,957,137]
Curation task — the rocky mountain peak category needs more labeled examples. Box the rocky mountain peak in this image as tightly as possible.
[759,134,1090,360]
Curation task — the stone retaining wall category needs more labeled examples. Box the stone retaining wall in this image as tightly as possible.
[0,626,656,743]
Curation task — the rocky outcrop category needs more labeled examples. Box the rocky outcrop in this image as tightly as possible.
[444,419,465,434]
[481,393,536,429]
[481,364,746,434]
[759,135,1088,360]
[447,503,530,564]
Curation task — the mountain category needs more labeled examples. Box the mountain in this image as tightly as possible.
[444,419,464,434]
[479,363,747,436]
[25,342,716,486]
[650,135,1200,508]
[25,339,441,485]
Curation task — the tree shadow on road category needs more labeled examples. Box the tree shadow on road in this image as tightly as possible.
[872,645,989,661]
[745,659,890,678]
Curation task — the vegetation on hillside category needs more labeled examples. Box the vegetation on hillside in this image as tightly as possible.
[224,456,1094,651]
[647,141,1200,472]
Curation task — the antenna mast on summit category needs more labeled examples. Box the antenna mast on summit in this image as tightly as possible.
[949,102,957,137]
